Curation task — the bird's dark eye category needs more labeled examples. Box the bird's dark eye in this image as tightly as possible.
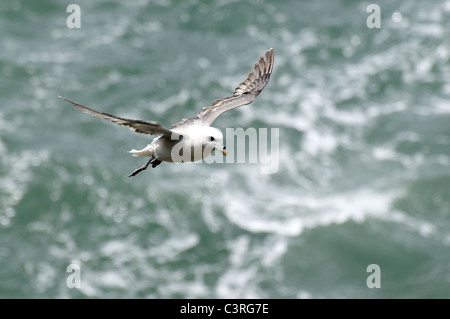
[210,136,215,141]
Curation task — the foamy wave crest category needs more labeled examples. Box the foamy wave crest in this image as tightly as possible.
[222,186,402,237]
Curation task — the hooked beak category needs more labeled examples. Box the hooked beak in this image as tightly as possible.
[215,144,227,156]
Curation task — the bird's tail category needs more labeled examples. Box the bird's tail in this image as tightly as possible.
[128,147,152,157]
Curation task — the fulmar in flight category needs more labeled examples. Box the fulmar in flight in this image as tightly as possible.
[58,48,274,177]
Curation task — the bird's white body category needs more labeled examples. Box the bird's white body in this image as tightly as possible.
[129,125,224,163]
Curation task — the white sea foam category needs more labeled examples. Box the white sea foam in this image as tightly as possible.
[149,233,200,261]
[222,187,402,237]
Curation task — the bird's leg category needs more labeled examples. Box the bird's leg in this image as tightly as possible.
[152,159,162,168]
[129,156,154,177]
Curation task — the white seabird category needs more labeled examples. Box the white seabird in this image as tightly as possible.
[58,48,274,177]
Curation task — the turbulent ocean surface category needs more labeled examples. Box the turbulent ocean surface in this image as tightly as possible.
[1,0,449,298]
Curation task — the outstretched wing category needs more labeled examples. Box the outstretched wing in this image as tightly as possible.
[58,96,173,136]
[173,48,274,128]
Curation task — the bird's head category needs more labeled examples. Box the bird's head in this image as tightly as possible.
[203,127,227,156]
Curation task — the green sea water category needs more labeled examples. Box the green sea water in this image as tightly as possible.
[0,0,449,298]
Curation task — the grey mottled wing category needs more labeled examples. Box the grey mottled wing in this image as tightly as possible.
[58,96,173,136]
[173,48,274,127]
